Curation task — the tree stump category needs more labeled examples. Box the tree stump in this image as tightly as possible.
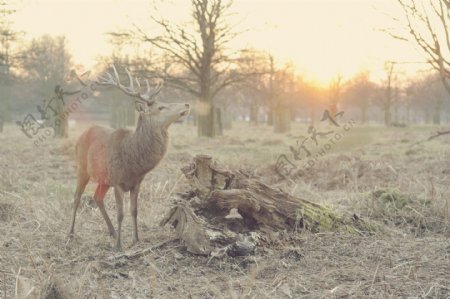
[160,155,376,256]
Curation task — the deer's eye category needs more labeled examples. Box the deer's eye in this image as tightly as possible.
[158,106,166,111]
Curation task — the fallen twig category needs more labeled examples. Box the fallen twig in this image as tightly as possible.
[410,129,450,146]
[427,130,450,141]
[106,238,176,261]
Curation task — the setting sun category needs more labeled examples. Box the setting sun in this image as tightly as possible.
[12,0,426,85]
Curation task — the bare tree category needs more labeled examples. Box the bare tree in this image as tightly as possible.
[20,35,72,137]
[397,0,450,94]
[236,51,299,132]
[383,62,396,126]
[128,0,247,137]
[328,75,344,114]
[0,1,18,133]
[343,72,377,124]
[271,64,296,133]
[235,49,271,125]
[406,73,448,124]
[247,54,295,133]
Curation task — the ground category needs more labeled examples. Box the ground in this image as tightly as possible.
[0,121,449,298]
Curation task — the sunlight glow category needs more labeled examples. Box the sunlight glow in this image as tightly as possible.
[12,0,426,85]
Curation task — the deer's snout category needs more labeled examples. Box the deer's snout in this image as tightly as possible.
[185,103,190,108]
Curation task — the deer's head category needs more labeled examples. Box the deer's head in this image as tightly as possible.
[137,101,190,129]
[97,65,190,129]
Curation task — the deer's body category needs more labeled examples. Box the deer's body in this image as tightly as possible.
[69,65,189,250]
[77,123,168,191]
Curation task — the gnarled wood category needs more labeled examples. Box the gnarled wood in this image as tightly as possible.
[160,204,212,255]
[161,155,376,256]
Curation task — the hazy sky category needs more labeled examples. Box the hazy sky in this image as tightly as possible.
[12,0,428,85]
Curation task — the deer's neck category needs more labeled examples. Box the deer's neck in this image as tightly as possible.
[126,116,169,175]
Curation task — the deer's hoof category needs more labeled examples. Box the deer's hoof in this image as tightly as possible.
[65,233,79,246]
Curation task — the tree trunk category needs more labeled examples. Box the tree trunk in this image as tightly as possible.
[222,106,232,130]
[406,105,411,124]
[160,155,377,256]
[433,99,442,125]
[197,100,215,137]
[0,86,8,133]
[424,109,430,124]
[384,105,391,126]
[393,103,399,124]
[273,105,291,133]
[267,107,274,126]
[290,108,296,122]
[52,96,68,138]
[215,107,224,135]
[360,105,367,124]
[433,109,441,125]
[192,108,197,126]
[249,101,258,125]
[54,114,69,138]
[197,97,222,137]
[0,106,4,133]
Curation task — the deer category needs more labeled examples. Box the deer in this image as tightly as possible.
[68,65,190,250]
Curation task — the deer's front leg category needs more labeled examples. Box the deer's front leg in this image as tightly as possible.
[114,186,124,251]
[130,184,141,245]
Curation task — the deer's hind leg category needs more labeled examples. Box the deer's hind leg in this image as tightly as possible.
[69,171,89,235]
[93,184,115,238]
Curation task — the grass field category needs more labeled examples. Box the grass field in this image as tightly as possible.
[1,121,450,298]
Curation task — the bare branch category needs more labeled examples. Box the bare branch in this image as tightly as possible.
[379,28,409,41]
[396,0,450,95]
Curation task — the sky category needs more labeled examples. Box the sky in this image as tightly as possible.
[10,0,429,86]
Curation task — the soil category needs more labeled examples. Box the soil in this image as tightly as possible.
[0,123,449,298]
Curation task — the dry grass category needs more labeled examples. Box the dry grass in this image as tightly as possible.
[0,122,450,298]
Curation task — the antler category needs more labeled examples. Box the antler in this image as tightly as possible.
[96,64,162,103]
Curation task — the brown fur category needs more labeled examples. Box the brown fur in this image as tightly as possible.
[69,101,189,250]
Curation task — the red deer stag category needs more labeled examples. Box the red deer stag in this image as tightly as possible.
[69,65,190,250]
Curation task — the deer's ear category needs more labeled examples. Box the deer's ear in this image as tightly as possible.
[135,101,146,113]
